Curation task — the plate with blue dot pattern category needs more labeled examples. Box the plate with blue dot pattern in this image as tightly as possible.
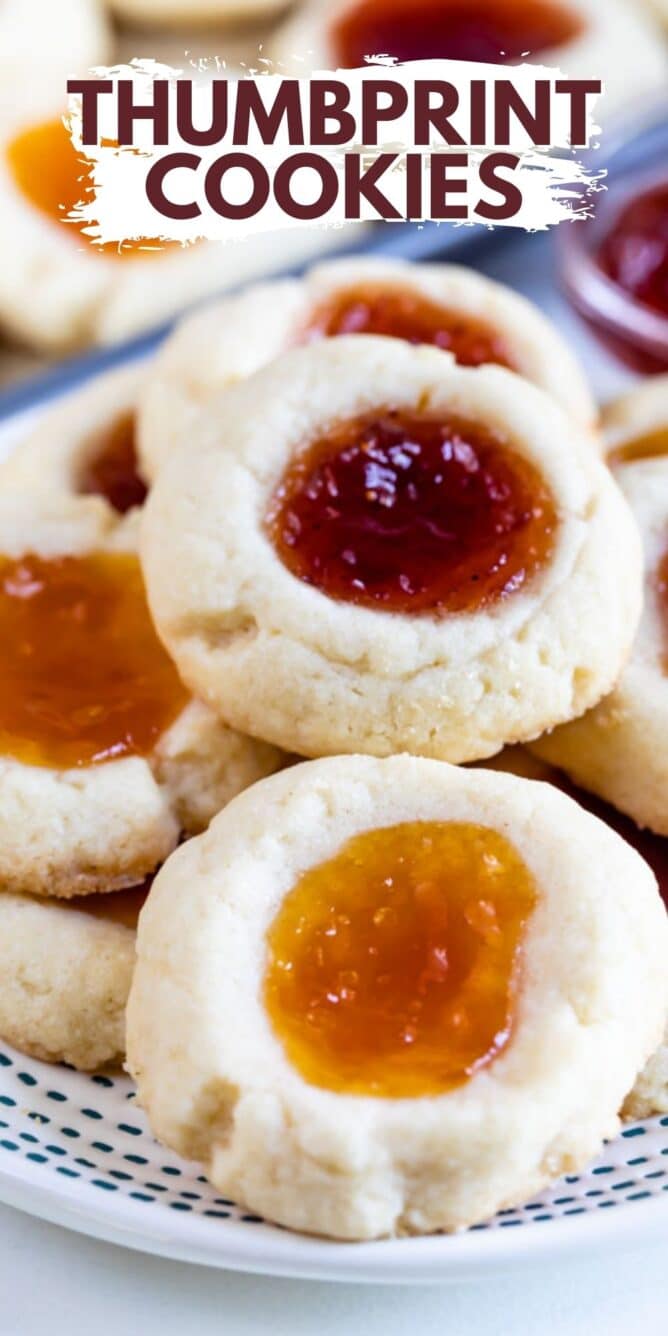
[1,1041,668,1281]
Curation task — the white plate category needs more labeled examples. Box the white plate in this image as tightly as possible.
[1,1042,668,1282]
[0,229,666,1282]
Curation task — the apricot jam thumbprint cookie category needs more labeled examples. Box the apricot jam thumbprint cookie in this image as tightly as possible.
[533,377,668,835]
[0,494,283,882]
[140,336,641,763]
[0,109,351,352]
[126,755,668,1239]
[0,369,285,1067]
[0,374,284,898]
[137,256,596,481]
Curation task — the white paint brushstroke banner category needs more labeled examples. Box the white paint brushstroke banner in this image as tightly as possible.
[66,58,604,247]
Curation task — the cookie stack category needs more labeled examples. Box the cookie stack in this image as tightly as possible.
[2,256,668,1241]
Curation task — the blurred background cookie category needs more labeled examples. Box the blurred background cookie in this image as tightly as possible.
[109,0,290,27]
[0,0,111,124]
[272,0,668,123]
[0,102,353,353]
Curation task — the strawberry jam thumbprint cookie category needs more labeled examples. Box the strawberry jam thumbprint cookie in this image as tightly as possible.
[140,336,641,763]
[272,0,667,122]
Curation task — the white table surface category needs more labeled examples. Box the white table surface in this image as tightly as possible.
[1,1198,667,1335]
[0,230,660,1333]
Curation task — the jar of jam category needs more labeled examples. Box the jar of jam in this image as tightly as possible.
[559,160,668,375]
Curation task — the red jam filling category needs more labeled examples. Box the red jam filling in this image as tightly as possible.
[267,411,556,614]
[332,0,583,67]
[264,820,537,1097]
[78,413,147,515]
[598,183,668,322]
[302,283,517,369]
[0,552,188,769]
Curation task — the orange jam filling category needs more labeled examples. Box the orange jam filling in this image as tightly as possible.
[0,552,188,769]
[608,426,668,468]
[267,410,557,614]
[301,284,517,369]
[6,118,168,257]
[264,821,537,1097]
[332,0,583,67]
[66,876,153,929]
[78,412,148,515]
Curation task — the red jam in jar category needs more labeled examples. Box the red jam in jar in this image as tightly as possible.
[332,0,583,67]
[585,181,668,373]
[267,411,557,614]
[264,820,537,1097]
[78,413,147,515]
[0,552,188,769]
[302,283,517,369]
[598,183,668,322]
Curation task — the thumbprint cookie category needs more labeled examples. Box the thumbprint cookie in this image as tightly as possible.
[0,379,283,1066]
[1,363,149,515]
[0,884,146,1070]
[481,745,668,1122]
[0,483,283,897]
[137,256,597,481]
[126,754,668,1239]
[272,0,667,122]
[0,107,353,353]
[0,0,111,123]
[533,378,668,835]
[638,0,668,26]
[140,336,641,763]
